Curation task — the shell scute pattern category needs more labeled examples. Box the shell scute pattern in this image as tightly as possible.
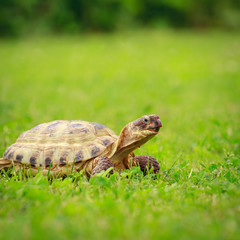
[16,154,23,162]
[91,122,107,130]
[7,151,14,160]
[3,120,117,168]
[30,156,37,166]
[102,138,111,146]
[59,157,66,165]
[3,147,11,158]
[43,147,56,167]
[45,157,52,167]
[75,150,84,162]
[68,127,90,135]
[69,123,83,128]
[57,147,73,165]
[91,145,101,158]
[46,121,61,129]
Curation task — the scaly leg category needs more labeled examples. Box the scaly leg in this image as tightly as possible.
[131,155,160,174]
[91,156,114,176]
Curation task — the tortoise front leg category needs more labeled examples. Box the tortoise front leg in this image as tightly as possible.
[131,155,160,174]
[91,156,114,176]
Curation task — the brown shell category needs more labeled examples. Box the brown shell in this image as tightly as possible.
[3,120,118,168]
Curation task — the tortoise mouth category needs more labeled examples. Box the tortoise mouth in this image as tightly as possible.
[147,118,162,134]
[148,126,160,133]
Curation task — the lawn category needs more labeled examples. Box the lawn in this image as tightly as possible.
[0,29,240,240]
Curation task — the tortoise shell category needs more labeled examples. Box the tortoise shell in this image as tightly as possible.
[3,120,118,168]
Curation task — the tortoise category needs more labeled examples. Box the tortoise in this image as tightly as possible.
[0,115,162,177]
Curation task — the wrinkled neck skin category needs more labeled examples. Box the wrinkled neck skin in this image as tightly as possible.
[109,123,155,170]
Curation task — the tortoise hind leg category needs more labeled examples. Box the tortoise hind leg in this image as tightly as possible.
[91,156,114,176]
[0,158,12,171]
[131,155,160,174]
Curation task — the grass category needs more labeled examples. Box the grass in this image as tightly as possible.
[0,29,240,240]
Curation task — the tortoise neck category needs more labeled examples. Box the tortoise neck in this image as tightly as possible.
[110,136,153,164]
[109,123,154,165]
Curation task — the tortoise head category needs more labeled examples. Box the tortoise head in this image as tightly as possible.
[132,114,162,136]
[115,115,162,154]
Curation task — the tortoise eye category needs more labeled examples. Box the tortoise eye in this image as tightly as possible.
[143,117,150,124]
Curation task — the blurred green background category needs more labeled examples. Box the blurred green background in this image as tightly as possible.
[0,0,240,37]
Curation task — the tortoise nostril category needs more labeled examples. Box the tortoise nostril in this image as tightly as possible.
[156,119,162,128]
